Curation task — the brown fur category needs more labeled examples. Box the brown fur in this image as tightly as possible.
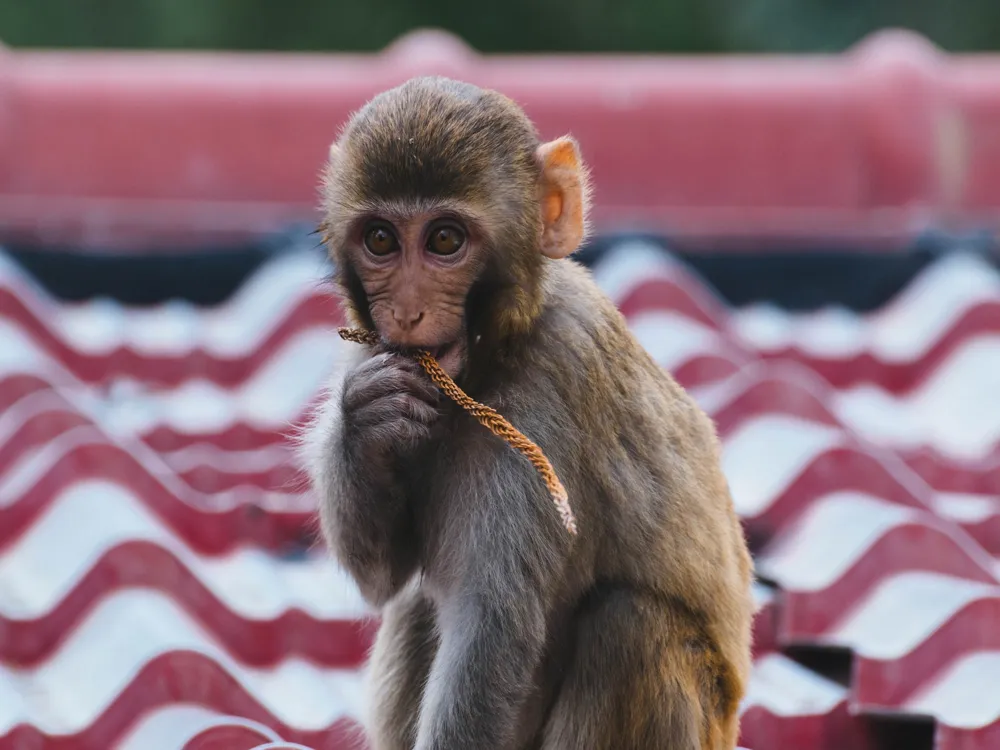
[303,76,755,750]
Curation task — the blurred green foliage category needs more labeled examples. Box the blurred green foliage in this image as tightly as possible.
[0,0,997,53]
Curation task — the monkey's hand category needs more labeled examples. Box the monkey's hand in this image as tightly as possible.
[305,352,439,608]
[341,351,441,466]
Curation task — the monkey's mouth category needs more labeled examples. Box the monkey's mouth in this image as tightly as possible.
[424,339,466,378]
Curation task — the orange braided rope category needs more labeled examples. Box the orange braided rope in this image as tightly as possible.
[338,327,577,536]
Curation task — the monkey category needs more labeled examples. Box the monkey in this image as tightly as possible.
[300,76,755,750]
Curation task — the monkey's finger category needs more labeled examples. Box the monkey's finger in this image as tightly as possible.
[360,417,431,454]
[392,393,440,424]
[344,364,412,403]
[360,349,426,375]
[354,393,439,428]
[346,365,441,408]
[344,374,439,413]
[349,352,431,389]
[391,369,442,405]
[366,349,446,383]
[350,351,400,379]
[347,397,400,428]
[385,417,433,451]
[376,354,441,390]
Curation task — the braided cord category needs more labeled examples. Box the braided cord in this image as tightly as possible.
[338,327,577,535]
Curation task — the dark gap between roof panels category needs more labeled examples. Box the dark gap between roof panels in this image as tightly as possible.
[578,228,999,313]
[783,644,853,688]
[3,223,332,308]
[783,645,936,750]
[5,226,997,310]
[862,713,936,750]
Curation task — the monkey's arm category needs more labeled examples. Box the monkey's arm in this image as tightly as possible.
[415,440,571,749]
[304,353,438,606]
[316,435,418,607]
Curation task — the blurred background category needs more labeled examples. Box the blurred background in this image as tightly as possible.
[0,2,999,750]
[4,0,1000,53]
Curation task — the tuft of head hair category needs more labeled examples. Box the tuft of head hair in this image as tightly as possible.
[322,77,543,244]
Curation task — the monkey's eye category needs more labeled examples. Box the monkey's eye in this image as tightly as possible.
[364,224,400,256]
[427,225,465,256]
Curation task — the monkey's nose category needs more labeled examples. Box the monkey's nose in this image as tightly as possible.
[392,309,424,331]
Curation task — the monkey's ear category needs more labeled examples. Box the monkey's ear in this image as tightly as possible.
[537,136,590,259]
[329,141,340,161]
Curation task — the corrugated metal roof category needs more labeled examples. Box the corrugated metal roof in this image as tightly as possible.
[1,237,997,749]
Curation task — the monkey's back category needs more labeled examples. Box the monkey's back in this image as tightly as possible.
[529,259,755,683]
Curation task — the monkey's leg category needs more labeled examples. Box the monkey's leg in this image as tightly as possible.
[539,587,741,750]
[365,586,440,750]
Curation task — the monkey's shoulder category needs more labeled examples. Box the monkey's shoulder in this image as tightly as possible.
[527,260,725,464]
[533,261,697,405]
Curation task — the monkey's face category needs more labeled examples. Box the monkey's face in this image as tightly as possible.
[321,77,592,376]
[342,206,485,377]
